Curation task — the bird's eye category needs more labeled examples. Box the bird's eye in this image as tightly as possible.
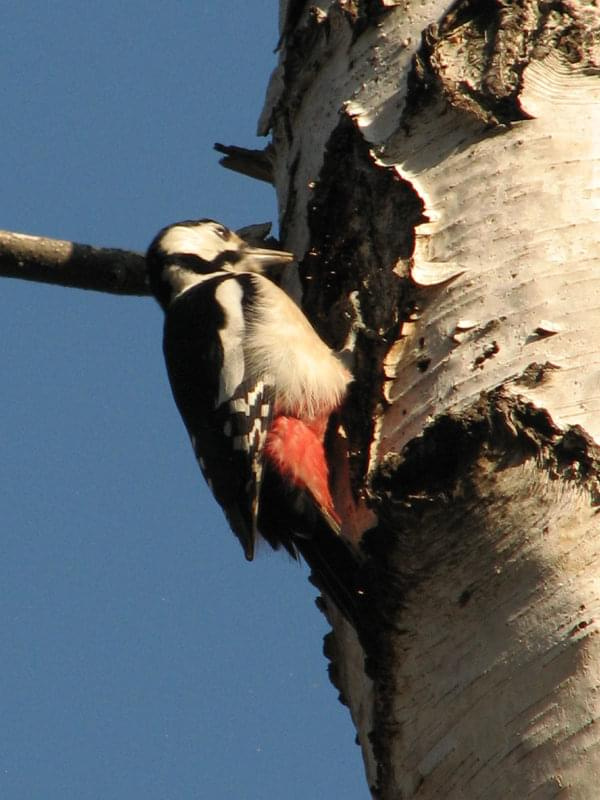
[214,225,228,239]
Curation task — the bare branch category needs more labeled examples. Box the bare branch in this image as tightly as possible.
[0,230,148,295]
[214,142,274,184]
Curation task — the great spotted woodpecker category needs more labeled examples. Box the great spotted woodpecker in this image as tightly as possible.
[146,219,363,625]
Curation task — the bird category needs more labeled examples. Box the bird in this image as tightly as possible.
[146,219,365,626]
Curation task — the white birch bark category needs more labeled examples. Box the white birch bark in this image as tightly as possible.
[267,1,600,796]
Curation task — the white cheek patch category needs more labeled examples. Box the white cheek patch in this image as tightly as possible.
[160,224,226,262]
[215,280,246,405]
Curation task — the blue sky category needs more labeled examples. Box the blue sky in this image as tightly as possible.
[1,4,368,798]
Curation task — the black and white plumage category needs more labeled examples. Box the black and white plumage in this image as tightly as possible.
[146,219,365,625]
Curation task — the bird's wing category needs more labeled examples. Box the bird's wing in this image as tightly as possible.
[162,277,275,560]
[214,375,276,560]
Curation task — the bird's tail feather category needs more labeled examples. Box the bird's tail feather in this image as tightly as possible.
[293,523,367,630]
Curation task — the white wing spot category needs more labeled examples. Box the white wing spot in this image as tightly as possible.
[245,382,264,409]
[248,418,264,444]
[230,398,251,415]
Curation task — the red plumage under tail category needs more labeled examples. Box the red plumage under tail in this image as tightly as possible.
[262,415,367,629]
[264,415,339,524]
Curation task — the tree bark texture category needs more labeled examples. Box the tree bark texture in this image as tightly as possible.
[268,1,600,797]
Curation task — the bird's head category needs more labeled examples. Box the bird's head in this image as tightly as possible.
[146,219,294,308]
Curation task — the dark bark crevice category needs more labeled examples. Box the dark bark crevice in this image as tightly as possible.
[358,389,600,653]
[300,114,426,495]
[404,0,600,127]
[372,390,600,516]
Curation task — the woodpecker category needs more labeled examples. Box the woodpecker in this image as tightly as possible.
[146,219,363,625]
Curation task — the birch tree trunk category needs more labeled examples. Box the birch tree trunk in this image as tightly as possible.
[265,1,600,797]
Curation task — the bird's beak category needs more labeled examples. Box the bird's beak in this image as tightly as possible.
[242,245,295,273]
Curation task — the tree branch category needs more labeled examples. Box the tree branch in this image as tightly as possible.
[214,143,274,183]
[0,229,148,295]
